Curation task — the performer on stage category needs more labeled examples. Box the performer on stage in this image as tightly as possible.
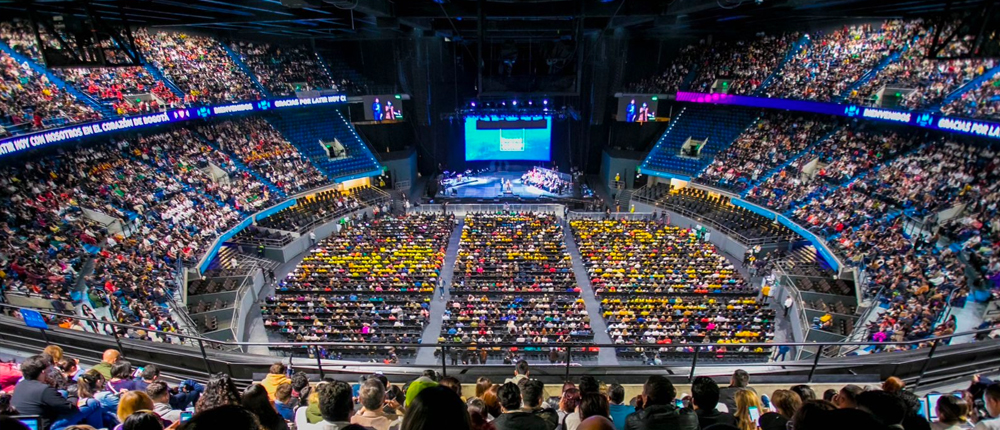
[637,102,651,124]
[372,97,383,121]
[626,99,638,122]
[384,100,398,120]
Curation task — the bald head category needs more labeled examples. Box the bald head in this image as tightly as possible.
[102,349,120,364]
[578,416,615,430]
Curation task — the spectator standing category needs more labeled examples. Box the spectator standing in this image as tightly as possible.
[623,376,698,430]
[719,370,755,413]
[493,382,548,430]
[607,384,635,430]
[783,296,793,317]
[505,361,530,385]
[11,355,79,430]
[690,377,736,430]
[260,364,292,401]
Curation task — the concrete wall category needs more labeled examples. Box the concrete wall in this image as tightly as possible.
[601,149,646,190]
[381,148,417,189]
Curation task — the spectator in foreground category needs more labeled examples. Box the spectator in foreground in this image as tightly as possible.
[147,381,182,423]
[260,364,291,401]
[401,386,472,430]
[607,383,635,430]
[833,385,864,409]
[121,410,165,430]
[719,370,754,412]
[578,416,615,430]
[352,379,399,430]
[493,382,548,430]
[578,392,610,422]
[242,384,288,430]
[558,387,581,430]
[883,377,906,394]
[790,385,816,402]
[506,361,530,385]
[974,383,1000,430]
[758,390,801,430]
[195,374,241,413]
[521,379,558,430]
[117,391,155,424]
[734,389,763,430]
[789,400,837,430]
[273,383,295,421]
[933,395,970,430]
[690,377,735,430]
[623,376,697,430]
[856,391,907,429]
[11,355,78,430]
[92,350,121,380]
[178,404,262,430]
[306,381,354,430]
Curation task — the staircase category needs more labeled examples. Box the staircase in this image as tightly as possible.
[192,131,287,198]
[756,34,810,96]
[143,63,185,99]
[834,44,910,103]
[266,107,382,182]
[0,40,112,118]
[219,42,272,98]
[933,63,1000,111]
[640,105,760,178]
[742,126,842,197]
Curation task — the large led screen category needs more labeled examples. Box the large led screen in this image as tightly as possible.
[464,116,552,161]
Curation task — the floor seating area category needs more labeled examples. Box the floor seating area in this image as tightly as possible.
[571,219,774,363]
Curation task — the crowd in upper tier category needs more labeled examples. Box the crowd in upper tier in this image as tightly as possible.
[230,41,335,97]
[442,213,593,362]
[571,219,773,361]
[263,213,454,361]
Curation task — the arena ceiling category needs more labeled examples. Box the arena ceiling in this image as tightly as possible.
[0,0,991,40]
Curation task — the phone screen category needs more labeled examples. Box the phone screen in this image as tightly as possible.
[180,412,192,422]
[132,366,144,378]
[918,399,928,417]
[675,399,684,408]
[749,406,761,423]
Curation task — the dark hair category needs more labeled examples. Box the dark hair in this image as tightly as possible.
[856,390,907,426]
[56,358,78,374]
[790,400,837,430]
[0,416,31,430]
[401,386,472,430]
[147,381,171,402]
[987,384,1000,403]
[770,390,802,419]
[275,383,292,403]
[77,370,105,399]
[608,383,626,405]
[731,370,750,388]
[499,382,522,411]
[823,389,836,402]
[122,410,164,430]
[196,373,241,413]
[111,360,133,380]
[936,395,969,424]
[268,363,287,375]
[516,360,529,376]
[20,355,50,380]
[178,405,262,430]
[521,379,545,408]
[579,392,610,420]
[895,390,922,419]
[317,381,354,422]
[422,370,439,382]
[440,376,462,397]
[141,365,161,381]
[790,385,816,402]
[579,376,600,395]
[837,385,864,407]
[691,376,721,411]
[242,384,284,430]
[643,375,676,406]
[0,392,18,415]
[360,379,386,411]
[291,372,310,393]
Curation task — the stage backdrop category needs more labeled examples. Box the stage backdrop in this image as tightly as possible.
[464,116,552,162]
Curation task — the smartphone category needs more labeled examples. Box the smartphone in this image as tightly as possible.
[675,399,684,408]
[918,399,928,417]
[132,366,145,379]
[748,406,761,423]
[180,412,192,422]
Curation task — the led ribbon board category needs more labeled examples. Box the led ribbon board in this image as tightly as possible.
[675,92,1000,140]
[0,94,349,158]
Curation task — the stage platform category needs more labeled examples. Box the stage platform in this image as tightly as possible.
[438,171,573,199]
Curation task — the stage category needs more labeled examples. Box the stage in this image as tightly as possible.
[437,170,575,199]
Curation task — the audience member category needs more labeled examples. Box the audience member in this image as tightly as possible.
[147,381,181,424]
[195,374,241,414]
[690,377,736,430]
[117,391,155,424]
[719,371,755,414]
[242,384,289,430]
[352,379,400,430]
[401,386,472,430]
[758,390,801,430]
[494,382,549,430]
[607,383,635,430]
[11,355,78,430]
[733,390,763,430]
[623,376,697,430]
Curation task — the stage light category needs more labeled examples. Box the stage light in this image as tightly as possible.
[512,100,517,106]
[528,100,533,106]
[502,101,507,106]
[471,101,476,107]
[543,99,549,105]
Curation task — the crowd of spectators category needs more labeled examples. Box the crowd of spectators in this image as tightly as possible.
[695,113,834,193]
[848,21,996,109]
[765,21,919,101]
[199,117,330,195]
[571,219,773,362]
[229,41,334,97]
[444,213,593,362]
[943,74,1000,120]
[134,29,261,104]
[255,188,374,233]
[263,213,454,361]
[745,126,919,213]
[0,49,100,131]
[10,342,1000,430]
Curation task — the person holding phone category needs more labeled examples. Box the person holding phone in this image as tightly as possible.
[734,389,765,430]
[758,390,801,430]
[932,395,971,430]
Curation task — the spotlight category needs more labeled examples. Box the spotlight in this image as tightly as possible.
[471,101,476,107]
[512,100,517,106]
[528,100,533,106]
[543,99,549,105]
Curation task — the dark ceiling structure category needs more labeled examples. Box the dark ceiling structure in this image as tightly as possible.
[0,0,992,41]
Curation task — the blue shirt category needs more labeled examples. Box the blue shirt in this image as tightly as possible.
[609,403,635,430]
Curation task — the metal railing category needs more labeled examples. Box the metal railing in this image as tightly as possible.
[2,302,998,389]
